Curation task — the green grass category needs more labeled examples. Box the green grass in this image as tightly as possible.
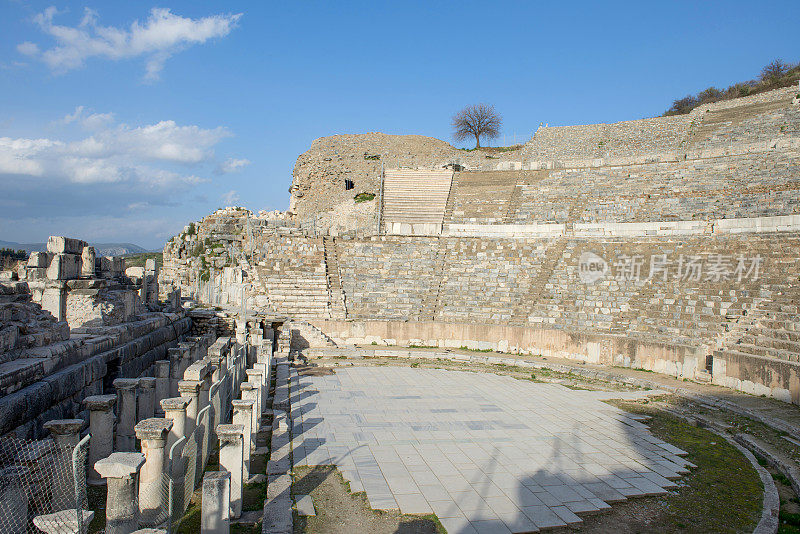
[354,192,376,203]
[609,400,763,533]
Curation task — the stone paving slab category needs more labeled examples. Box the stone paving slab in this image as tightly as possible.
[290,367,683,533]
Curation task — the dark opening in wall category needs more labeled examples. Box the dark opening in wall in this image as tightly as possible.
[345,179,354,190]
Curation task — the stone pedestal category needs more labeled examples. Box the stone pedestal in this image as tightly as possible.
[95,452,145,534]
[178,380,201,438]
[240,383,259,450]
[137,377,157,422]
[246,368,264,420]
[254,362,269,413]
[202,471,231,533]
[160,396,190,514]
[231,399,254,480]
[217,424,244,519]
[160,397,190,461]
[134,418,173,526]
[154,361,171,415]
[114,378,139,452]
[83,395,116,485]
[43,419,84,508]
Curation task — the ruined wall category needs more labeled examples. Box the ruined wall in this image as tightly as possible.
[290,133,523,232]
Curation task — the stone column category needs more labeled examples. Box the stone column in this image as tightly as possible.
[160,397,190,514]
[154,361,170,416]
[43,419,83,508]
[231,399,254,481]
[134,418,173,526]
[246,368,264,420]
[114,378,139,451]
[240,383,260,450]
[178,380,201,438]
[95,452,145,534]
[167,348,182,398]
[209,352,227,431]
[217,424,244,519]
[178,380,202,492]
[160,397,190,460]
[184,362,210,485]
[137,377,157,422]
[83,395,116,485]
[202,471,231,533]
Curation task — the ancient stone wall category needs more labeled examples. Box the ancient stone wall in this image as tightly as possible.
[289,133,524,233]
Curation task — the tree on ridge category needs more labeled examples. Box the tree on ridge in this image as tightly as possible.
[452,103,502,149]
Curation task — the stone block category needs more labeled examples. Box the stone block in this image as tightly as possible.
[27,252,50,268]
[46,236,87,255]
[46,253,81,281]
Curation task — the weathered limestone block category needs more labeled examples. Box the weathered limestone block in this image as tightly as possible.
[137,377,157,422]
[27,252,50,268]
[46,254,82,280]
[83,394,116,485]
[41,283,67,322]
[217,424,244,519]
[47,236,88,255]
[43,419,84,508]
[114,378,139,452]
[81,246,96,277]
[202,471,230,533]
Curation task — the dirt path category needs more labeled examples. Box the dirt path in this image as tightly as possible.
[292,466,443,534]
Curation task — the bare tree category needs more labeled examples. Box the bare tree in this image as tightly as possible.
[452,104,502,148]
[760,59,790,82]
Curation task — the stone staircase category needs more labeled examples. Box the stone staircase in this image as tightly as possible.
[322,237,346,319]
[418,238,447,321]
[257,267,330,318]
[502,183,524,223]
[382,169,454,228]
[512,238,568,325]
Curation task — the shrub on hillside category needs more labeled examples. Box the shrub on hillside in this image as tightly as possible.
[663,58,800,116]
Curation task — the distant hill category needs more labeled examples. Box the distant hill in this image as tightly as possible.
[0,239,150,256]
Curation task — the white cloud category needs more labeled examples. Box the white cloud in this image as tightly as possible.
[17,41,40,56]
[221,190,240,205]
[21,7,242,80]
[0,108,232,187]
[219,157,251,174]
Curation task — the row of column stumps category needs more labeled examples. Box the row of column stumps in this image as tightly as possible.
[36,321,274,534]
[83,331,225,533]
[202,323,275,533]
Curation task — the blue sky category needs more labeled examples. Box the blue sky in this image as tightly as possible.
[1,0,798,249]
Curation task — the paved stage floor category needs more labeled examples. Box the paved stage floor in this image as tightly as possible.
[291,367,690,534]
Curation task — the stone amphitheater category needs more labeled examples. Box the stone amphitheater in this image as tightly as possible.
[2,85,800,534]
